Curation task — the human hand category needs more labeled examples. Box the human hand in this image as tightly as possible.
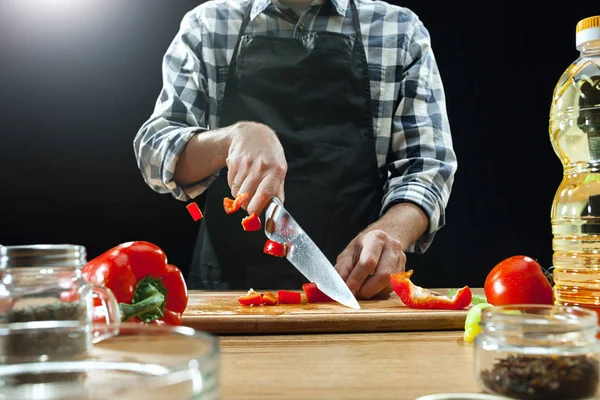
[335,228,406,299]
[226,122,287,215]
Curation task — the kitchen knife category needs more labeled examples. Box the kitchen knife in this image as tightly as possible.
[264,197,361,310]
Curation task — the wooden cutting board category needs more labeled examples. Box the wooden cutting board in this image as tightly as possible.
[181,288,483,334]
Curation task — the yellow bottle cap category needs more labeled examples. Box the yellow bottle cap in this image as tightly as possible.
[576,16,600,47]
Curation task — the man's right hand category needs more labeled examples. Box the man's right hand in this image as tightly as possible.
[226,122,287,216]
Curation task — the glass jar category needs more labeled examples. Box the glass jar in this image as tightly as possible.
[475,304,600,400]
[0,245,120,363]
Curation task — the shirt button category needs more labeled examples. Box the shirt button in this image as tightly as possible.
[297,24,305,33]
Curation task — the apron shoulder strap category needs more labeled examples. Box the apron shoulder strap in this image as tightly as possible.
[229,0,255,70]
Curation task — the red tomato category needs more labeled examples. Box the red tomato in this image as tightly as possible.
[484,255,554,306]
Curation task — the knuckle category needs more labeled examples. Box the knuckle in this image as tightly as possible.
[348,273,363,286]
[371,230,388,241]
[256,158,269,171]
[242,157,253,169]
[390,238,402,253]
[274,163,287,176]
[398,251,407,265]
[361,256,378,270]
[375,271,392,285]
[253,191,269,203]
[226,156,238,169]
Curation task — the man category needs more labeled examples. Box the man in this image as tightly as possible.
[133,0,457,299]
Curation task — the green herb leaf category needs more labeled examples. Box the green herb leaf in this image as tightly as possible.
[448,289,487,305]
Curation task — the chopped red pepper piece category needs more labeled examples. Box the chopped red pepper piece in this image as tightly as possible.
[390,270,472,310]
[186,202,203,222]
[278,290,301,304]
[241,213,262,231]
[223,198,235,214]
[224,192,250,214]
[261,292,278,306]
[302,282,334,303]
[264,239,286,257]
[238,289,263,306]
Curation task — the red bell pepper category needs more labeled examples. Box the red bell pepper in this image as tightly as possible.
[261,292,278,306]
[241,213,261,231]
[302,282,334,303]
[238,289,262,306]
[264,239,286,257]
[278,290,301,304]
[186,202,203,222]
[390,270,472,310]
[82,241,188,325]
[224,192,250,214]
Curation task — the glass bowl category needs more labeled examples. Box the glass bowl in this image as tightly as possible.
[0,321,219,400]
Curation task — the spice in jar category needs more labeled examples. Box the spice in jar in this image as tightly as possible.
[2,302,90,385]
[4,301,89,359]
[480,354,599,400]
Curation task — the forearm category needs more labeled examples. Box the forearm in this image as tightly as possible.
[173,125,234,186]
[371,202,429,251]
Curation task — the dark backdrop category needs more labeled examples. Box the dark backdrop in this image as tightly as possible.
[1,1,597,288]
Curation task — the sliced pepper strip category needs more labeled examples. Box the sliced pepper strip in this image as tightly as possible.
[302,282,334,303]
[264,240,286,257]
[261,292,278,306]
[238,289,262,306]
[224,192,250,214]
[278,290,301,304]
[241,213,262,231]
[390,270,472,310]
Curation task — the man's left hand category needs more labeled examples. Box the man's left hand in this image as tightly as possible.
[334,227,405,300]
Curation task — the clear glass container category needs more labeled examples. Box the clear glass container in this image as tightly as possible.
[475,304,600,400]
[0,244,121,360]
[0,321,219,400]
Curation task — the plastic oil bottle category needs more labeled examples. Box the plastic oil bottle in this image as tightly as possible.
[551,16,600,315]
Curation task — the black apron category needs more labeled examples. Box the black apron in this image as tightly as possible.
[188,0,384,290]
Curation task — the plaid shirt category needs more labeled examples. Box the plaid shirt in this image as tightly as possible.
[133,0,457,253]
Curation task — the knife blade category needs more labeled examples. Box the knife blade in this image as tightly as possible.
[264,197,360,310]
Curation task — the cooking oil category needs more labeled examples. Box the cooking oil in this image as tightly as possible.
[551,16,600,315]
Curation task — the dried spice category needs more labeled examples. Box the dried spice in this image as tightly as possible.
[5,301,87,323]
[3,302,89,358]
[2,302,89,385]
[480,354,599,400]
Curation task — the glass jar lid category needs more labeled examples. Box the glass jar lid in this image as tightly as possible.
[0,245,87,270]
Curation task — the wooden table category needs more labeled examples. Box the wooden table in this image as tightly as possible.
[218,330,600,399]
[218,330,480,400]
[185,288,600,400]
[221,331,479,400]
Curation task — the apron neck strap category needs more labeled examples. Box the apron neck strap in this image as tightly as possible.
[231,0,364,65]
[348,0,363,47]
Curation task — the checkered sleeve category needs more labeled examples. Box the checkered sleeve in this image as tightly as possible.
[133,11,212,202]
[382,15,458,254]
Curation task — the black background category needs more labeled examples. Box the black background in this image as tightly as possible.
[1,1,597,288]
